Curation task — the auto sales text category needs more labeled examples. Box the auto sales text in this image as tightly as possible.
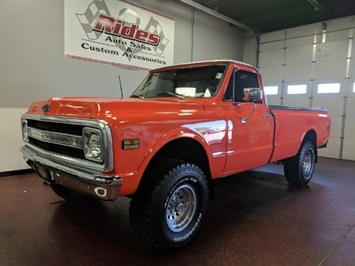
[92,14,160,46]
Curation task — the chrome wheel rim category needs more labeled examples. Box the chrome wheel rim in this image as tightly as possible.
[303,149,314,179]
[166,184,197,233]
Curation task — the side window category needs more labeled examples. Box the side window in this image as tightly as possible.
[223,70,260,102]
[234,70,259,102]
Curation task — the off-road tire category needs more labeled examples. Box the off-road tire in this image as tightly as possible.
[129,159,209,254]
[284,140,316,186]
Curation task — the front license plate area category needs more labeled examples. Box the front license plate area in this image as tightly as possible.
[35,164,51,182]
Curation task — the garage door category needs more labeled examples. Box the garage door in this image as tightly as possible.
[259,16,354,160]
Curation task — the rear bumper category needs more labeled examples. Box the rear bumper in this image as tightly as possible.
[21,145,122,200]
[319,141,328,149]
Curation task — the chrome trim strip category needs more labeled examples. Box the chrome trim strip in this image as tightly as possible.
[22,114,109,128]
[22,143,107,173]
[21,145,119,184]
[28,127,83,149]
[21,114,114,172]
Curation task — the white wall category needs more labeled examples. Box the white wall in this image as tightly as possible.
[244,16,355,161]
[0,0,245,172]
[242,32,258,66]
[0,108,30,172]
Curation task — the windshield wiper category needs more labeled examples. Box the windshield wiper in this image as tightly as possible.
[131,94,145,99]
[157,92,184,99]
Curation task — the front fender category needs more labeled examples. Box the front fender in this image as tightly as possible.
[108,117,228,195]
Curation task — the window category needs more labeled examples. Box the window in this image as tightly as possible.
[353,82,355,93]
[133,65,227,98]
[224,70,260,102]
[317,83,340,94]
[287,84,307,94]
[264,86,278,95]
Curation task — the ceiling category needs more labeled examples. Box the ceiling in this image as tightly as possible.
[193,0,355,33]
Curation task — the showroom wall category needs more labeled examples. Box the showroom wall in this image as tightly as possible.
[0,0,245,172]
[244,16,355,161]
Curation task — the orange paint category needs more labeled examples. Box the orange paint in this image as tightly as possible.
[23,60,331,197]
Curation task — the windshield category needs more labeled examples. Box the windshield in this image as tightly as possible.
[132,65,227,99]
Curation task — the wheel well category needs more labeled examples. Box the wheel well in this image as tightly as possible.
[135,138,214,198]
[154,138,210,177]
[303,130,318,162]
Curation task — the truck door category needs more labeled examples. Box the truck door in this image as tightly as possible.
[223,69,274,174]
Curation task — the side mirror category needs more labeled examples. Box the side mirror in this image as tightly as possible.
[243,88,262,103]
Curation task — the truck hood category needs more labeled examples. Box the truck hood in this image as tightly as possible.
[26,97,204,119]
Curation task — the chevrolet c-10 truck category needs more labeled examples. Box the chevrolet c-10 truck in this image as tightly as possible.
[21,60,330,253]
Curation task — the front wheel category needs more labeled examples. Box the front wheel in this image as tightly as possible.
[284,140,316,186]
[129,159,209,254]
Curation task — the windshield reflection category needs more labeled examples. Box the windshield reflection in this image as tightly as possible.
[132,65,227,99]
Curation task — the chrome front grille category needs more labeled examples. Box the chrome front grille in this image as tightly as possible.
[27,119,83,135]
[21,114,114,173]
[30,138,85,159]
[26,120,85,159]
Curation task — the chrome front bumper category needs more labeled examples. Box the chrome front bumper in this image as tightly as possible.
[21,145,122,200]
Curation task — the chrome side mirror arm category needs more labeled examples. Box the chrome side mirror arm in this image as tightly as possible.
[234,102,257,124]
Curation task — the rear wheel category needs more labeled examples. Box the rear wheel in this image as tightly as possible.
[130,159,209,254]
[284,140,316,186]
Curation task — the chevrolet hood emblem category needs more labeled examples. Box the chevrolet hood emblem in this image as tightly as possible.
[41,104,51,112]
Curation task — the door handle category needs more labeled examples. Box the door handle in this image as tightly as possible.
[262,113,273,118]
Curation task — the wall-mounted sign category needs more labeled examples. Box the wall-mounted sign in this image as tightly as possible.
[65,0,175,70]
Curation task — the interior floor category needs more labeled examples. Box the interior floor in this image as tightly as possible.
[0,157,354,265]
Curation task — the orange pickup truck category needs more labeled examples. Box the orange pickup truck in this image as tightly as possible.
[21,60,330,253]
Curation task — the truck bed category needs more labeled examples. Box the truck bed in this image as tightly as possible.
[268,105,330,163]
